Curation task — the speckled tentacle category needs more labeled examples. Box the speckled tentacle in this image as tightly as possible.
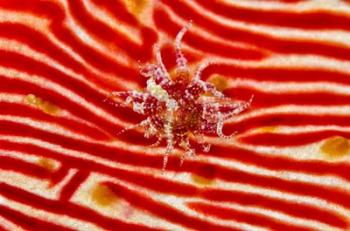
[154,44,170,80]
[222,95,254,120]
[175,20,192,72]
[194,61,224,98]
[117,118,150,136]
[179,137,195,167]
[162,103,176,170]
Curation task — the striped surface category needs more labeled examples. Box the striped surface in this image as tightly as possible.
[1,0,350,230]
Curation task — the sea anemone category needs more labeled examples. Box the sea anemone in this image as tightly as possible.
[108,22,253,170]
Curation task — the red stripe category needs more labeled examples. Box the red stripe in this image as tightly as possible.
[0,140,348,228]
[104,181,240,231]
[0,156,51,179]
[199,188,347,229]
[5,99,343,188]
[0,102,110,141]
[0,76,127,139]
[0,50,140,124]
[2,120,350,207]
[50,166,70,187]
[206,144,350,182]
[89,0,139,26]
[0,205,75,231]
[0,85,144,146]
[0,0,145,81]
[3,116,350,190]
[153,9,268,60]
[59,171,90,201]
[202,64,350,86]
[160,0,350,61]
[0,183,161,231]
[196,1,350,31]
[226,87,350,108]
[226,113,350,134]
[0,23,121,91]
[0,0,65,21]
[240,130,350,146]
[187,202,314,231]
[0,225,8,231]
[67,0,147,61]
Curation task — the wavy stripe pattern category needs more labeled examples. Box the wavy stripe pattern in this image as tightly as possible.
[1,0,350,230]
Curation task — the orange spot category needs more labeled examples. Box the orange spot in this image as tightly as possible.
[40,101,60,115]
[207,74,228,92]
[25,94,60,116]
[321,136,350,159]
[37,158,55,172]
[91,184,118,207]
[191,174,215,186]
[191,164,216,186]
[125,0,148,17]
[258,126,278,133]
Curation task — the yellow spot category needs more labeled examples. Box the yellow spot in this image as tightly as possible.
[25,94,40,105]
[258,126,278,133]
[207,74,228,92]
[191,174,215,186]
[321,136,350,159]
[41,101,60,115]
[91,184,118,207]
[25,94,60,116]
[37,158,56,172]
[125,0,148,17]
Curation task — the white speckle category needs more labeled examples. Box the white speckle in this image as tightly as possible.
[133,102,145,114]
[126,96,132,104]
[146,78,170,102]
[166,99,178,110]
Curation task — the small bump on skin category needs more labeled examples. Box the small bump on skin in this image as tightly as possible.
[125,0,148,17]
[37,158,56,172]
[91,183,118,207]
[107,22,252,170]
[191,174,215,186]
[207,74,229,92]
[25,94,60,116]
[321,136,350,160]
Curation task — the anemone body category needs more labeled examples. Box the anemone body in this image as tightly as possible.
[110,22,252,170]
